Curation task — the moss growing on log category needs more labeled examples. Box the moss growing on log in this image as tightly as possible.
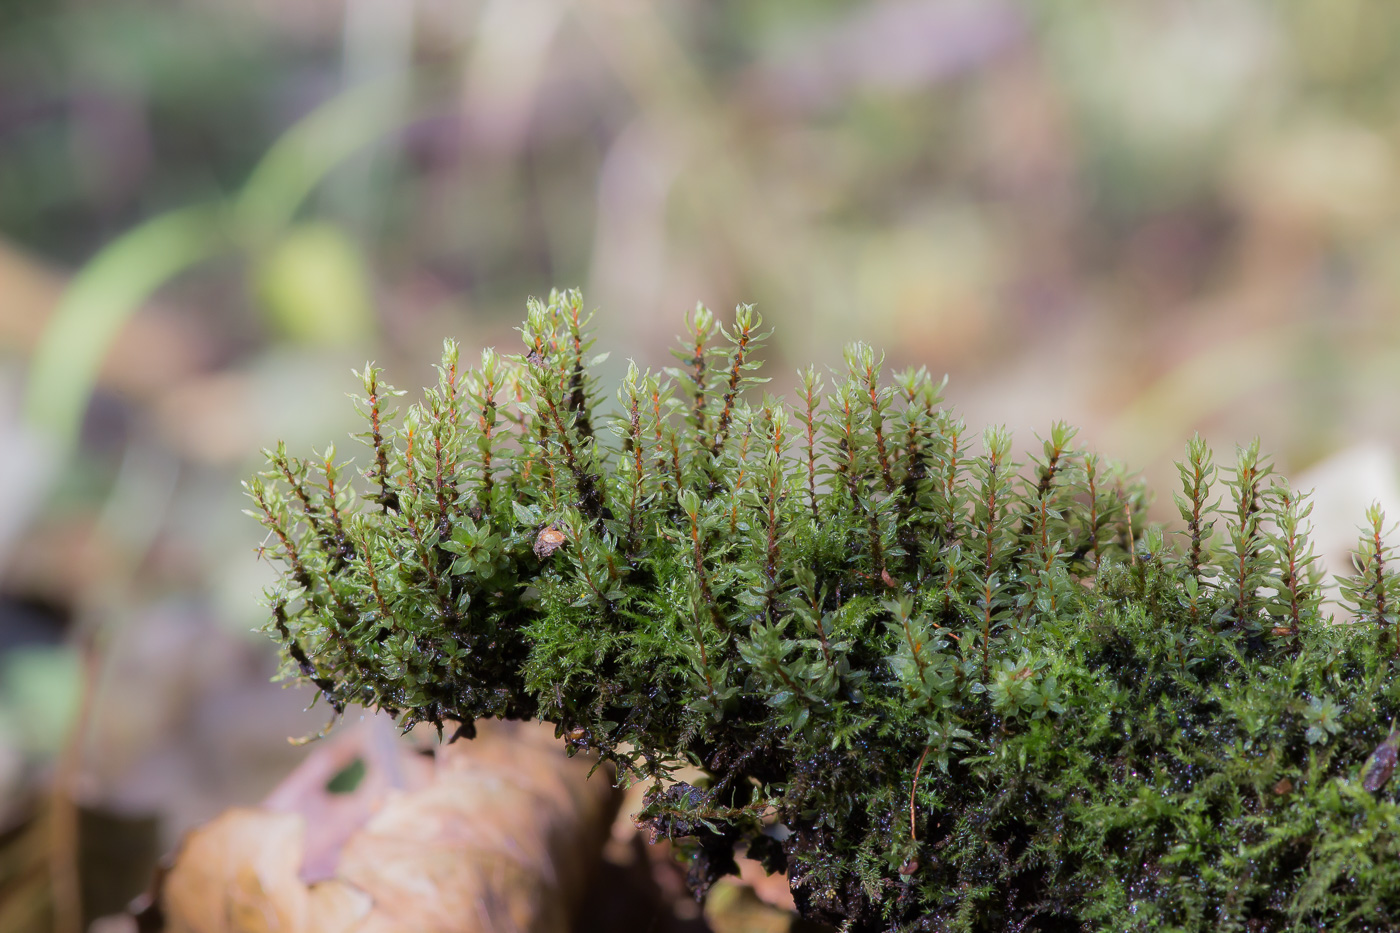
[250,290,1400,932]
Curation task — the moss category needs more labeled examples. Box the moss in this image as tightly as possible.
[250,290,1400,932]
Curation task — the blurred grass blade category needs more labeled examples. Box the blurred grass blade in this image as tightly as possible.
[21,204,227,457]
[235,80,409,241]
[24,80,411,463]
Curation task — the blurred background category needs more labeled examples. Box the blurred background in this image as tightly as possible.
[4,0,1400,929]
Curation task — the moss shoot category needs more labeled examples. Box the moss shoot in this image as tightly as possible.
[250,290,1400,932]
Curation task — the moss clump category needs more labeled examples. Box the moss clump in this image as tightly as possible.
[250,290,1400,932]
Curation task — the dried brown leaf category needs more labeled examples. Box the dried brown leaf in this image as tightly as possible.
[159,720,619,933]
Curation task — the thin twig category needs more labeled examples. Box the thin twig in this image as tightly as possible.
[909,743,932,845]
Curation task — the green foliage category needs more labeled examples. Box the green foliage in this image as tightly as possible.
[252,290,1400,932]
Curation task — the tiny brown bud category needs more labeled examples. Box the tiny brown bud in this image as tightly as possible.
[898,859,919,876]
[881,569,898,588]
[1272,777,1293,796]
[534,526,567,559]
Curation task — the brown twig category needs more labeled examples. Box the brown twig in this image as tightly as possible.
[909,743,932,846]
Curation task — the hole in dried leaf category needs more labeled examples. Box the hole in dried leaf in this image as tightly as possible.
[325,756,366,795]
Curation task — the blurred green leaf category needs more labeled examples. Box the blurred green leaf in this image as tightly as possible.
[0,645,82,758]
[255,222,376,345]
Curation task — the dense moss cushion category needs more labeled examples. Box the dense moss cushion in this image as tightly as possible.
[251,290,1400,932]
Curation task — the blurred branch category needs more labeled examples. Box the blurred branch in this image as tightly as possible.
[332,0,416,235]
[462,0,565,157]
[574,0,804,316]
[47,641,101,933]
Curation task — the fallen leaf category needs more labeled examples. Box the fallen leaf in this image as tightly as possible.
[159,719,620,933]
